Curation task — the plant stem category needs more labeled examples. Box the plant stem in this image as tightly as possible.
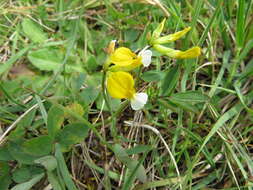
[101,70,119,140]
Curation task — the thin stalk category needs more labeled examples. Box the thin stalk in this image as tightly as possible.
[101,70,118,140]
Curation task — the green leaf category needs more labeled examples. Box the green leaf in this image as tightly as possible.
[236,0,246,48]
[47,105,65,139]
[96,94,121,112]
[168,99,199,113]
[17,109,36,129]
[28,48,84,72]
[0,162,11,190]
[0,175,11,190]
[55,143,78,190]
[170,91,209,103]
[27,48,63,71]
[113,144,147,183]
[80,86,99,106]
[141,70,164,82]
[12,166,31,183]
[0,147,14,161]
[160,65,180,96]
[126,145,153,155]
[86,55,99,72]
[47,171,63,190]
[11,173,45,190]
[238,39,253,62]
[34,156,57,172]
[8,141,39,164]
[56,123,89,152]
[65,103,85,123]
[22,136,53,156]
[22,18,47,43]
[0,161,10,176]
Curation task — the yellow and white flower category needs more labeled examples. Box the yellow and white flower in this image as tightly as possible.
[109,47,152,71]
[150,19,201,59]
[106,71,148,110]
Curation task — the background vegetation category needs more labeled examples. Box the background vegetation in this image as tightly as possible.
[0,0,253,189]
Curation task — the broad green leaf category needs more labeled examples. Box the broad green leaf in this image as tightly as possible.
[8,141,39,164]
[28,48,84,72]
[141,70,164,82]
[17,109,36,129]
[113,144,147,183]
[8,127,25,141]
[170,91,209,103]
[11,173,45,190]
[0,163,11,190]
[0,175,11,190]
[22,18,47,43]
[56,123,89,152]
[47,105,64,139]
[80,86,99,106]
[28,48,63,71]
[160,65,180,96]
[34,156,57,172]
[71,73,86,92]
[65,103,85,123]
[22,136,53,156]
[0,161,10,176]
[0,147,14,161]
[86,55,99,72]
[12,166,31,183]
[55,143,78,190]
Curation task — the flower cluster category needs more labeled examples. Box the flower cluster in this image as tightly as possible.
[104,19,201,111]
[149,19,201,59]
[105,41,152,111]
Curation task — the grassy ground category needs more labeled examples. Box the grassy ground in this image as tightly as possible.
[1,0,253,189]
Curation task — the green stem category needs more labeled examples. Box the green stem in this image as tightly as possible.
[101,70,118,140]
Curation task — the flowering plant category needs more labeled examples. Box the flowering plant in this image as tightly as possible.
[103,19,201,111]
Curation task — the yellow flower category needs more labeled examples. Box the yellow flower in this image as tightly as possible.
[106,71,148,110]
[109,47,152,71]
[153,45,201,59]
[153,27,191,44]
[150,19,201,59]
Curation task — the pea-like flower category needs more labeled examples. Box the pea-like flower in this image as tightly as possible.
[150,19,201,59]
[153,44,201,59]
[106,71,148,110]
[109,47,152,71]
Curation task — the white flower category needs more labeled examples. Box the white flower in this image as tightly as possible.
[139,49,152,67]
[130,92,148,110]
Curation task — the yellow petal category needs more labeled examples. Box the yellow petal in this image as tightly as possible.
[153,45,201,59]
[110,47,137,66]
[106,71,135,99]
[109,57,142,72]
[153,27,191,44]
[172,46,201,59]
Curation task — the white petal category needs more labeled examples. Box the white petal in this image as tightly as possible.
[139,50,152,67]
[130,93,148,110]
